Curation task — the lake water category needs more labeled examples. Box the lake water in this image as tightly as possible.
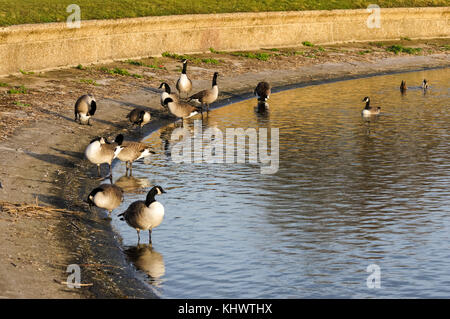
[112,68,450,298]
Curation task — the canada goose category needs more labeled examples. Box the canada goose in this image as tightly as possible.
[361,97,381,116]
[118,186,166,244]
[254,81,271,101]
[163,97,202,121]
[84,134,124,180]
[159,82,179,108]
[126,108,151,130]
[115,138,155,176]
[86,184,123,217]
[176,59,193,98]
[400,80,407,94]
[75,94,97,125]
[422,79,429,89]
[188,72,219,112]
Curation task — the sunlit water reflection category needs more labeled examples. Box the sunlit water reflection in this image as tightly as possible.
[111,68,450,298]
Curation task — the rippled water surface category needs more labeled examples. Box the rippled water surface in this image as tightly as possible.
[112,68,450,298]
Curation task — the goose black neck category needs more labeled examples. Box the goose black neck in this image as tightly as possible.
[212,74,218,87]
[365,100,371,109]
[164,83,171,94]
[145,188,158,207]
[182,62,187,74]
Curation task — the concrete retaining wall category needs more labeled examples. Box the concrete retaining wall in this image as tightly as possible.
[0,7,448,76]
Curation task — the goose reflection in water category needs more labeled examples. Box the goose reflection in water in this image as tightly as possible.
[124,244,165,287]
[114,175,151,193]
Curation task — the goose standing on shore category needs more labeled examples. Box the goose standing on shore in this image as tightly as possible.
[118,186,166,244]
[163,97,202,124]
[254,81,271,101]
[75,94,97,125]
[188,72,219,112]
[400,80,407,94]
[176,59,192,98]
[422,79,429,89]
[86,184,123,217]
[126,108,151,131]
[115,138,155,176]
[84,134,124,180]
[361,96,381,116]
[159,82,178,108]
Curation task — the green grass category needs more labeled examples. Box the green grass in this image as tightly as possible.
[0,1,447,26]
[0,82,9,87]
[14,101,31,107]
[125,59,166,69]
[441,44,450,50]
[386,44,422,54]
[162,52,220,64]
[75,64,86,70]
[7,85,28,94]
[210,48,273,61]
[19,69,34,75]
[302,41,315,47]
[99,66,143,78]
[79,78,98,85]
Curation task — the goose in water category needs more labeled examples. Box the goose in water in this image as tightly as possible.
[188,72,219,112]
[254,81,271,101]
[163,97,202,123]
[361,97,381,116]
[74,94,96,125]
[119,186,166,244]
[84,134,124,180]
[86,184,123,217]
[115,137,155,176]
[176,59,193,98]
[400,80,407,94]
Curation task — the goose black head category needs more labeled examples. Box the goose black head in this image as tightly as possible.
[163,97,174,105]
[159,82,171,93]
[362,96,370,103]
[145,185,167,206]
[182,59,188,64]
[114,134,124,146]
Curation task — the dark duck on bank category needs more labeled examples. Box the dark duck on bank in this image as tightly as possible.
[74,94,97,125]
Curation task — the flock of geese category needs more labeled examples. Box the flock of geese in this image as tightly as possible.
[76,58,430,244]
[79,59,271,244]
[362,78,429,116]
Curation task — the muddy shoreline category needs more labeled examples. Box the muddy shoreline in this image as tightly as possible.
[0,49,449,298]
